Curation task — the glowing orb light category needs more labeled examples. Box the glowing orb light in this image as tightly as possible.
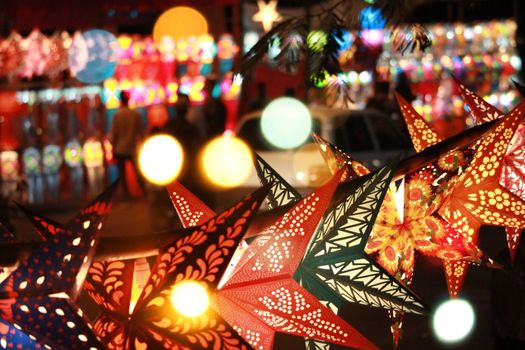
[68,29,118,84]
[170,280,210,318]
[307,30,328,52]
[243,31,259,53]
[201,133,253,188]
[432,299,475,343]
[153,7,208,44]
[138,134,184,186]
[261,97,312,149]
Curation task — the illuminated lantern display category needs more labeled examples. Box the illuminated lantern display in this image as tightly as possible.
[68,29,118,84]
[83,138,105,195]
[64,139,83,167]
[18,29,50,79]
[220,73,242,101]
[102,78,121,109]
[307,30,328,52]
[64,139,84,199]
[196,34,216,76]
[170,170,380,349]
[359,6,386,30]
[253,0,282,32]
[0,151,19,182]
[0,185,115,349]
[252,155,425,350]
[22,147,41,177]
[42,144,62,201]
[217,34,239,73]
[165,81,179,104]
[453,80,525,264]
[83,187,268,349]
[179,75,206,103]
[153,6,209,43]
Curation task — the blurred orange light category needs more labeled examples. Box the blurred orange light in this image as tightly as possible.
[153,7,208,44]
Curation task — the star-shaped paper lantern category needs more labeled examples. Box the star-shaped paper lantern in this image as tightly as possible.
[395,92,443,153]
[439,103,525,276]
[254,154,301,209]
[455,79,525,263]
[215,169,378,350]
[298,163,426,312]
[0,184,115,350]
[170,159,426,350]
[84,186,269,349]
[253,0,282,32]
[312,133,371,181]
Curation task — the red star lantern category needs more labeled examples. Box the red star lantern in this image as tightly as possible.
[84,186,269,349]
[439,103,525,282]
[215,169,378,350]
[455,79,525,263]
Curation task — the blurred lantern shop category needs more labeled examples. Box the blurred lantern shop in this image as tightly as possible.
[0,2,521,206]
[0,28,241,205]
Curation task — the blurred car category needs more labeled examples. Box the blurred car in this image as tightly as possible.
[236,105,412,188]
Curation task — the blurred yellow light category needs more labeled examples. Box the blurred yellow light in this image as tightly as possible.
[138,134,184,186]
[201,134,253,188]
[153,7,208,44]
[170,280,210,317]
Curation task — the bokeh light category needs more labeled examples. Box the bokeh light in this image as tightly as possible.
[170,280,210,317]
[68,29,118,84]
[153,7,208,44]
[292,143,330,186]
[201,133,253,188]
[261,97,312,149]
[243,31,259,53]
[307,30,328,52]
[138,134,184,186]
[432,299,475,343]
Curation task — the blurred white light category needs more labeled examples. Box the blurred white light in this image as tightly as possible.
[243,31,259,53]
[261,97,312,149]
[359,71,372,84]
[432,299,475,343]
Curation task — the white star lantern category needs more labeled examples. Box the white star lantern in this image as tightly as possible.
[253,0,282,32]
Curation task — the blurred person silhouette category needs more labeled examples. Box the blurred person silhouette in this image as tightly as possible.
[491,233,525,349]
[111,91,144,200]
[395,71,415,104]
[163,93,202,188]
[202,79,227,141]
[250,82,268,111]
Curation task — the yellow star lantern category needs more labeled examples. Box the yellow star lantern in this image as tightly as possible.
[253,0,282,32]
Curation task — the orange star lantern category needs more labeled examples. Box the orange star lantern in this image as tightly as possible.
[455,79,525,263]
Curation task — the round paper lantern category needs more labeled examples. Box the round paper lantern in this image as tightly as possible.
[69,29,118,84]
[200,133,253,188]
[42,145,63,174]
[64,140,83,167]
[432,299,475,343]
[138,134,184,186]
[153,7,208,44]
[261,97,312,149]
